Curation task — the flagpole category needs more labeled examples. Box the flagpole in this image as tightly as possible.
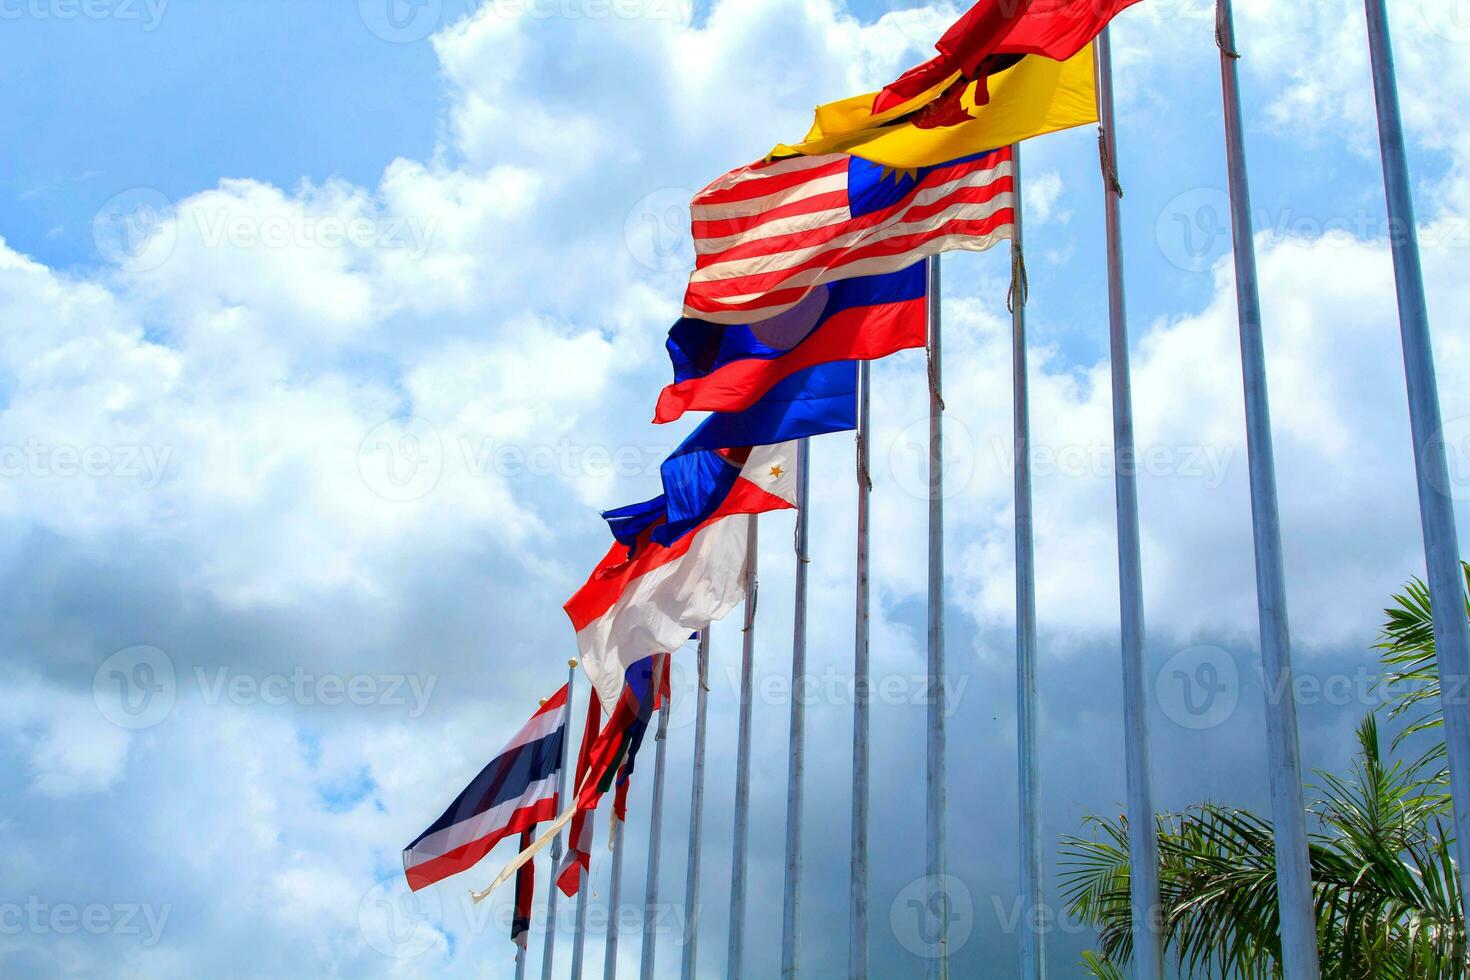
[1364,0,1470,929]
[851,360,872,980]
[516,944,527,980]
[681,630,712,980]
[1095,29,1165,980]
[570,830,592,980]
[1214,4,1321,977]
[542,659,578,980]
[1009,144,1045,980]
[924,255,948,980]
[639,684,673,980]
[727,516,759,980]
[604,816,627,980]
[781,438,812,979]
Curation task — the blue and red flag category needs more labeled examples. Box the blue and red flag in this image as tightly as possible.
[511,827,534,949]
[403,686,568,891]
[656,265,926,424]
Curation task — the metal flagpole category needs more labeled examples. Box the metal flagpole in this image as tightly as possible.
[925,255,948,980]
[781,439,812,979]
[542,659,578,980]
[516,944,528,980]
[851,361,872,980]
[604,816,627,980]
[1094,29,1165,980]
[681,631,712,980]
[1214,4,1321,976]
[727,517,759,980]
[640,680,673,980]
[1009,144,1045,980]
[570,870,591,980]
[1364,0,1470,929]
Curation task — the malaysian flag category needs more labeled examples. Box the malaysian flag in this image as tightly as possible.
[403,686,568,891]
[684,146,1014,324]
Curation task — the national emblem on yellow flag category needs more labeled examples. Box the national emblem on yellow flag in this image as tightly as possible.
[771,45,1097,171]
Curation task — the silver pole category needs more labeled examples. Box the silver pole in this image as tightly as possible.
[516,944,527,980]
[925,255,948,980]
[542,659,578,980]
[681,631,712,980]
[604,817,627,980]
[727,517,759,980]
[781,439,813,978]
[1094,30,1165,980]
[639,690,673,980]
[1365,0,1470,928]
[570,851,591,979]
[850,361,872,980]
[1010,144,1045,980]
[1215,4,1320,976]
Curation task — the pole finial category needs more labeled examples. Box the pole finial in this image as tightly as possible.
[567,658,578,669]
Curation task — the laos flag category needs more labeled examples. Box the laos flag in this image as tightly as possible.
[655,265,926,424]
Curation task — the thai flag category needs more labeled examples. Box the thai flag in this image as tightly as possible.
[403,687,568,891]
[511,827,535,949]
[685,146,1014,324]
[567,446,796,712]
[656,265,927,424]
[554,654,672,896]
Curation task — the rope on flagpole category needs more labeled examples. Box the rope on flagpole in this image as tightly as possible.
[1007,243,1029,315]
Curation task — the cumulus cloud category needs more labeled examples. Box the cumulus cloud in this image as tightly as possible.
[3,0,1469,977]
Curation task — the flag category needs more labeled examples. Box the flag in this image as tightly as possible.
[770,48,1096,170]
[568,447,796,711]
[686,147,1013,324]
[873,0,1141,115]
[614,367,849,551]
[474,658,671,901]
[511,827,534,949]
[554,694,603,897]
[403,686,568,891]
[656,265,927,424]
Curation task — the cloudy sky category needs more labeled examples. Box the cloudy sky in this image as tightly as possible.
[3,0,1469,976]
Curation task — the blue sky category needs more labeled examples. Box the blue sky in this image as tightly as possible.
[2,0,1470,977]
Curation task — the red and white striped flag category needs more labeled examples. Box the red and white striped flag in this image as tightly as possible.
[684,146,1014,324]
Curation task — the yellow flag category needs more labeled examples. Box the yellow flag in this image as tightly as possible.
[771,46,1098,170]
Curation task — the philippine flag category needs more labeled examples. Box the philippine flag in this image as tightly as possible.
[403,687,568,891]
[567,444,798,711]
[655,264,927,424]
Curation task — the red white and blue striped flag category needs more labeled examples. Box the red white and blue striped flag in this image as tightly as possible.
[684,146,1014,324]
[403,686,568,891]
